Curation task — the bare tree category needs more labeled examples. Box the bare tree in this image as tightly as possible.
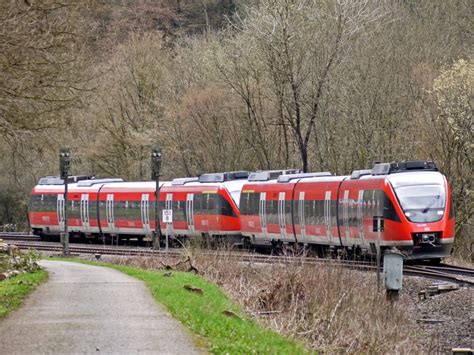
[0,1,89,149]
[220,0,387,171]
[83,33,166,180]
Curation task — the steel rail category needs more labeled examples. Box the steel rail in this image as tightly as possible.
[0,234,41,242]
[403,265,474,285]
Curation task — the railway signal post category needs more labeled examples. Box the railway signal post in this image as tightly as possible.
[59,148,71,256]
[151,146,162,250]
[162,209,173,254]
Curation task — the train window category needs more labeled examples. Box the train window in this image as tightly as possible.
[266,200,274,224]
[219,195,236,217]
[363,190,374,218]
[193,194,203,215]
[293,200,300,225]
[201,194,208,213]
[313,200,319,225]
[68,199,79,219]
[383,193,400,222]
[349,200,356,227]
[240,192,259,216]
[115,201,123,220]
[45,194,56,212]
[89,200,97,220]
[133,201,141,220]
[304,200,312,225]
[273,200,280,225]
[158,200,166,214]
[208,194,216,214]
[449,195,455,219]
[150,201,156,221]
[202,194,209,213]
[317,200,324,226]
[337,199,343,226]
[331,200,337,227]
[172,200,185,221]
[249,193,260,215]
[361,189,400,222]
[285,199,291,225]
[240,193,249,215]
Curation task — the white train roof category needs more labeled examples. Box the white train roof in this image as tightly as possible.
[34,180,168,193]
[387,171,445,188]
[163,180,248,207]
[99,181,168,190]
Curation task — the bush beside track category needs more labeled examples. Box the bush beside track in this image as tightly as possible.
[52,258,312,354]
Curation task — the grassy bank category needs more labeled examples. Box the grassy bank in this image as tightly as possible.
[55,258,311,354]
[0,270,48,318]
[123,266,312,353]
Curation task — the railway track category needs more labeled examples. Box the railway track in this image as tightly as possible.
[3,235,473,286]
[10,239,373,267]
[0,233,40,241]
[404,264,474,285]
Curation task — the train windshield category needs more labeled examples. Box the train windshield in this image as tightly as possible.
[394,185,446,223]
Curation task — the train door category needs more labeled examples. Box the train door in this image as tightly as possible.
[106,194,115,234]
[80,194,90,233]
[357,190,364,245]
[259,192,267,239]
[298,191,306,241]
[186,193,195,236]
[141,193,151,235]
[57,194,65,232]
[165,193,173,234]
[324,191,332,243]
[343,190,350,243]
[278,192,287,239]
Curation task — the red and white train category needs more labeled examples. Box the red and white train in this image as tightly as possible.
[29,161,454,261]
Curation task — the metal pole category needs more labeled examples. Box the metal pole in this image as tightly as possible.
[151,146,162,250]
[166,223,169,254]
[63,177,69,256]
[154,176,159,250]
[59,148,70,256]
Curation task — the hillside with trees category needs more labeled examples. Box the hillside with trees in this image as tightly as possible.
[0,0,472,257]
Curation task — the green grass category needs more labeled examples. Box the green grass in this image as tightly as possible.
[52,258,312,354]
[0,270,48,318]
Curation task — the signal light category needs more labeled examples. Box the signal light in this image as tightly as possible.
[59,148,71,180]
[151,146,162,180]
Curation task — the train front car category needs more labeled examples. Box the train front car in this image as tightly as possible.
[385,161,454,261]
[159,171,249,245]
[29,175,93,239]
[29,177,64,238]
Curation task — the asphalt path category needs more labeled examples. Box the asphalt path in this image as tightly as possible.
[0,260,204,354]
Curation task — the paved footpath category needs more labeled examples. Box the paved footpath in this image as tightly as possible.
[0,260,203,354]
